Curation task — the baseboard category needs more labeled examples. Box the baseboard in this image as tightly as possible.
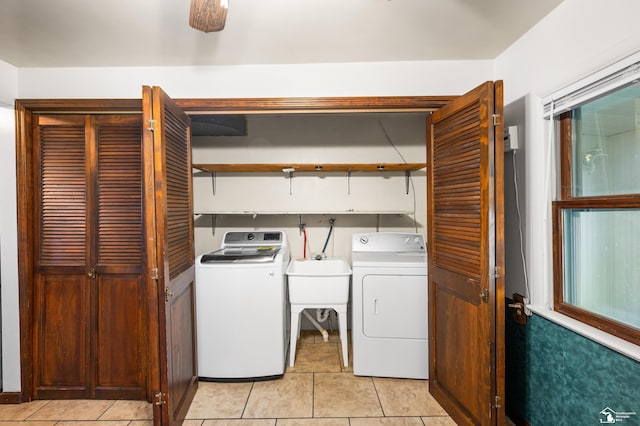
[0,392,24,404]
[506,407,531,426]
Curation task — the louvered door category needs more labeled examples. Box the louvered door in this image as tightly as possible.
[34,115,90,398]
[142,86,197,426]
[33,113,147,399]
[93,115,147,399]
[427,81,505,425]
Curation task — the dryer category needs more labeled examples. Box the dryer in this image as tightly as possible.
[351,232,428,379]
[196,230,290,381]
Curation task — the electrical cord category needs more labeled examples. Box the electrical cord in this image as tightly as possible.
[377,119,418,233]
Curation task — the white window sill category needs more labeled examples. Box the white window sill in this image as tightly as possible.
[526,305,640,363]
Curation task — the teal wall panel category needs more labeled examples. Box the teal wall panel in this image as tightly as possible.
[505,307,640,425]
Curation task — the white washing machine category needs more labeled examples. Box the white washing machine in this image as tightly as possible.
[351,232,428,379]
[196,230,290,380]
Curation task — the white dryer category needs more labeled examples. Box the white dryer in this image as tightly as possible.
[196,230,290,381]
[351,232,428,379]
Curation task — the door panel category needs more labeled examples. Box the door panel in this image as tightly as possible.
[143,86,197,426]
[34,115,91,399]
[95,116,144,270]
[36,275,89,396]
[95,274,146,397]
[37,115,88,268]
[94,115,147,399]
[32,113,147,400]
[427,81,504,425]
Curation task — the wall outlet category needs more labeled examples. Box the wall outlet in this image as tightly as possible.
[504,125,519,152]
[509,293,529,325]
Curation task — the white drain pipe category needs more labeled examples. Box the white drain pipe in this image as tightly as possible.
[316,308,330,323]
[302,309,329,342]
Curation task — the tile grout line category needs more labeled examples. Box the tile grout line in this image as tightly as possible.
[23,399,53,421]
[311,372,315,419]
[370,377,386,417]
[239,381,255,419]
[97,399,117,421]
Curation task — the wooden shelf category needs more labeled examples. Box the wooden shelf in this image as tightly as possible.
[194,210,414,215]
[192,163,427,173]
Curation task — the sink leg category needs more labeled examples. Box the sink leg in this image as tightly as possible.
[290,306,301,367]
[336,305,348,368]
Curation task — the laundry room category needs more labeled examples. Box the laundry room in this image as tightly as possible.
[191,112,428,259]
[191,111,431,379]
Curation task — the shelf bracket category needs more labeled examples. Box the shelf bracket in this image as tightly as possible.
[282,168,295,195]
[346,170,352,195]
[376,214,380,232]
[405,171,411,195]
[210,214,217,236]
[210,172,216,195]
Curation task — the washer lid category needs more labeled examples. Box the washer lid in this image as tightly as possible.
[200,247,281,264]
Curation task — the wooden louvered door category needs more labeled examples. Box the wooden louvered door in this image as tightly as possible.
[93,115,147,399]
[427,81,505,425]
[142,86,197,426]
[33,113,147,399]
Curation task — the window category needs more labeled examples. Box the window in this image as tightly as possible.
[553,84,640,345]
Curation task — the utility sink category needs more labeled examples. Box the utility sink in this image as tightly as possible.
[287,258,352,304]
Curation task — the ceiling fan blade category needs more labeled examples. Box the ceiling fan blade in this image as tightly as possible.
[189,0,228,33]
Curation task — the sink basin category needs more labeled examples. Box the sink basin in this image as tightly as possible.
[287,258,352,304]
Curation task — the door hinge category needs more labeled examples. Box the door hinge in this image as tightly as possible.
[492,114,501,126]
[154,391,166,406]
[164,287,174,302]
[152,268,159,280]
[147,119,156,132]
[493,265,502,279]
[494,395,502,409]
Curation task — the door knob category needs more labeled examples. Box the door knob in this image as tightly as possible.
[88,268,96,279]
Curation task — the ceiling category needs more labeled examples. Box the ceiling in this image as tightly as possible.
[0,0,563,68]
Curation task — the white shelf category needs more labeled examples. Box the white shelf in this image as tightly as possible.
[194,211,413,215]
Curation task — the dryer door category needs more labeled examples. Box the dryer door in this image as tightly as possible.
[362,273,427,339]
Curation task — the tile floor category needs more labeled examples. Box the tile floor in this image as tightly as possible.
[0,331,457,425]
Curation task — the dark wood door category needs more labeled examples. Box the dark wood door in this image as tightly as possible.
[32,114,147,399]
[142,86,198,426]
[427,81,505,425]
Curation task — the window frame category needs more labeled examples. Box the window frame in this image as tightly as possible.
[552,111,640,346]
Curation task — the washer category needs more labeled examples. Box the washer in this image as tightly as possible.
[196,230,290,381]
[351,232,428,379]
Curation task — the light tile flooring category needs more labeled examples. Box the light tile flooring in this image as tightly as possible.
[0,331,457,425]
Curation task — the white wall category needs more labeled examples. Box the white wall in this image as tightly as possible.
[17,60,493,99]
[0,106,18,392]
[191,113,428,261]
[495,0,640,305]
[0,60,17,106]
[1,59,493,392]
[0,59,19,392]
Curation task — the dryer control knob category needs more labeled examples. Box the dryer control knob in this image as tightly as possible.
[359,236,369,245]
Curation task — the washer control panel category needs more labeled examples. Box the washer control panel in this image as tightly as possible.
[222,231,285,247]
